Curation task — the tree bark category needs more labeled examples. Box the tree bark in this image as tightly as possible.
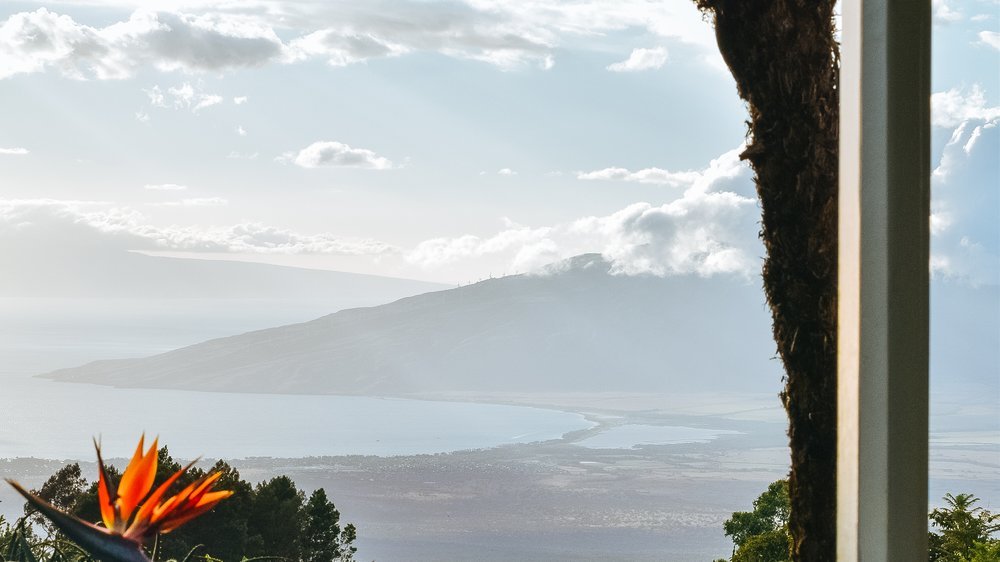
[693,1,839,559]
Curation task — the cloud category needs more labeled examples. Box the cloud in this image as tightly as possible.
[469,0,715,50]
[578,145,747,189]
[607,47,668,72]
[932,0,962,23]
[408,145,760,277]
[932,85,1000,128]
[236,125,247,136]
[0,199,398,256]
[284,141,394,170]
[283,1,558,70]
[0,2,720,78]
[0,9,285,80]
[0,147,29,155]
[931,86,999,183]
[408,217,559,272]
[979,30,1000,50]
[144,183,187,190]
[193,94,222,111]
[287,29,409,67]
[145,82,223,112]
[153,197,228,207]
[930,209,952,236]
[233,96,248,104]
[929,106,999,285]
[578,167,701,187]
[497,168,517,176]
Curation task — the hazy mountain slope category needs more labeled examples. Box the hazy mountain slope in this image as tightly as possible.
[41,255,1000,398]
[0,248,446,301]
[43,255,786,395]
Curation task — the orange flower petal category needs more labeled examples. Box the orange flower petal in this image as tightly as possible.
[94,440,117,530]
[125,459,197,538]
[143,472,231,536]
[195,490,233,507]
[156,492,231,534]
[116,436,158,522]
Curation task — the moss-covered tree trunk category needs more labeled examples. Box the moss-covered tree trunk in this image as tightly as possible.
[694,1,839,559]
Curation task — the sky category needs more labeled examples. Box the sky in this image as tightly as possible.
[0,0,997,285]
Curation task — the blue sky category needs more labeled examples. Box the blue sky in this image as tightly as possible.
[0,0,996,284]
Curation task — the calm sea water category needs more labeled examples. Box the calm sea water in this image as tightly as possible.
[0,298,593,460]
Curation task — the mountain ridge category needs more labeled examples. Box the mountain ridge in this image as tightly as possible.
[41,254,785,395]
[41,254,998,399]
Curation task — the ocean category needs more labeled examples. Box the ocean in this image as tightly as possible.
[0,298,593,460]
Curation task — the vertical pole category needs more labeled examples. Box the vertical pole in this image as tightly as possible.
[838,1,931,560]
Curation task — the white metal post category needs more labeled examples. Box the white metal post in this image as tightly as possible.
[837,1,931,560]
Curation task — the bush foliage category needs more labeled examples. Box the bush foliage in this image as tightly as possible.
[719,479,1000,562]
[4,448,357,562]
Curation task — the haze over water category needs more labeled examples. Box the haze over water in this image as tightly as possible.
[0,298,593,460]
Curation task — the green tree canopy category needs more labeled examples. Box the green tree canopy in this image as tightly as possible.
[14,448,357,562]
[721,484,1000,562]
[929,493,1000,562]
[723,478,791,561]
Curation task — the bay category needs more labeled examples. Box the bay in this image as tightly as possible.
[0,298,593,460]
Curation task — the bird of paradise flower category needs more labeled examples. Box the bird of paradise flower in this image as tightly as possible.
[6,435,232,562]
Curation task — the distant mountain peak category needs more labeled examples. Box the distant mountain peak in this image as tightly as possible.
[534,253,611,276]
[43,255,785,396]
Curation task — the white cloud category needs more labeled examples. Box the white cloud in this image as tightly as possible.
[144,183,187,190]
[409,145,760,277]
[468,0,715,50]
[233,96,248,104]
[285,141,394,170]
[144,85,166,106]
[932,235,1000,285]
[144,82,223,112]
[931,85,1000,128]
[287,29,410,67]
[153,197,228,207]
[236,125,247,136]
[193,93,222,111]
[932,0,962,23]
[930,208,953,236]
[497,168,517,176]
[0,9,285,80]
[578,145,747,189]
[0,199,398,256]
[607,47,668,72]
[165,82,192,105]
[929,106,999,285]
[0,147,29,155]
[979,30,1000,50]
[408,219,555,270]
[135,110,150,122]
[578,167,701,187]
[0,2,721,78]
[283,1,564,70]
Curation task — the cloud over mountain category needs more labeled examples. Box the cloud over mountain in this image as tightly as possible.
[410,145,760,277]
[0,199,399,256]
